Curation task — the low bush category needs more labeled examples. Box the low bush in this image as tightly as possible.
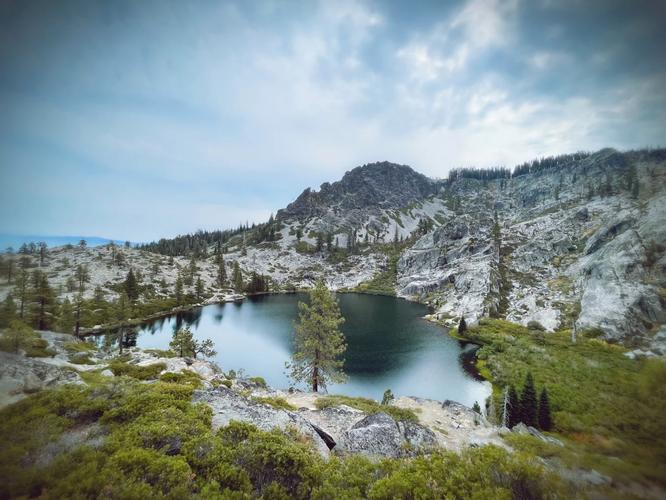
[159,370,203,388]
[108,361,166,380]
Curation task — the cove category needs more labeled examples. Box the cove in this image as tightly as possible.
[125,293,491,407]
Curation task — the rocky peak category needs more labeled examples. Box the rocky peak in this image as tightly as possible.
[277,161,437,220]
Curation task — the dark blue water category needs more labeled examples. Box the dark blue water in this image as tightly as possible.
[130,293,490,406]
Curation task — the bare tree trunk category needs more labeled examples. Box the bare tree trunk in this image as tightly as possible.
[312,349,320,392]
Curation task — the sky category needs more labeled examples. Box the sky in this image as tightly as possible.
[0,0,665,242]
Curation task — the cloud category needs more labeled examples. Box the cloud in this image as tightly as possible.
[0,0,664,239]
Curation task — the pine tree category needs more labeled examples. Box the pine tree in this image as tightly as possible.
[472,401,481,413]
[382,389,395,405]
[15,269,29,320]
[124,268,139,301]
[232,262,243,292]
[0,294,16,328]
[75,264,90,293]
[458,316,467,335]
[58,298,76,334]
[31,270,55,330]
[174,275,184,305]
[170,327,195,357]
[195,276,205,301]
[193,338,217,359]
[520,372,538,427]
[217,255,227,288]
[288,280,347,392]
[538,387,553,431]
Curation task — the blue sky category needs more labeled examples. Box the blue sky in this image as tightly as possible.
[1,0,664,242]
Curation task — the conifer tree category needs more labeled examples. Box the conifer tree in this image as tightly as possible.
[170,327,195,357]
[458,316,467,335]
[288,280,347,392]
[15,269,29,320]
[520,372,538,427]
[0,294,16,328]
[232,262,243,292]
[538,387,553,431]
[31,270,55,330]
[58,298,76,334]
[382,389,395,405]
[217,256,227,288]
[174,275,184,305]
[124,268,140,301]
[195,276,204,301]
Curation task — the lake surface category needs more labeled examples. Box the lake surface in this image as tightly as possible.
[125,293,491,407]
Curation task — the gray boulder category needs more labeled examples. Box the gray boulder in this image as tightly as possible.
[193,387,330,457]
[335,412,437,458]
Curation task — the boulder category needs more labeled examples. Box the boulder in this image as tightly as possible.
[193,387,330,457]
[335,412,437,458]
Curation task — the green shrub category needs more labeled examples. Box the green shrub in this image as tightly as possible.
[108,361,166,380]
[159,370,203,388]
[249,376,267,388]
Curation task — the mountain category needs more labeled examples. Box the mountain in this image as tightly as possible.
[8,148,664,349]
[277,161,438,219]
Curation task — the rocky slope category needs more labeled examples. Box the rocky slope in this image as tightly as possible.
[2,148,664,347]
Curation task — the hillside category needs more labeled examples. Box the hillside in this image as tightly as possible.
[1,148,664,348]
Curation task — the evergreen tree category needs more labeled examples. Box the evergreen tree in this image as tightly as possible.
[124,268,140,301]
[507,385,520,428]
[174,275,184,305]
[316,233,324,253]
[458,316,467,335]
[31,270,55,330]
[2,320,35,353]
[538,387,553,431]
[58,298,76,334]
[193,338,217,359]
[232,262,243,292]
[15,269,29,320]
[78,239,87,249]
[170,327,195,357]
[0,294,16,328]
[217,256,227,288]
[288,280,347,392]
[520,372,538,427]
[472,401,481,413]
[75,264,90,293]
[195,276,205,301]
[382,389,395,405]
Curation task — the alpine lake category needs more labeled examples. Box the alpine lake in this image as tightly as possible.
[102,293,491,407]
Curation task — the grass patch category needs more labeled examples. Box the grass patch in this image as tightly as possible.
[315,395,419,423]
[252,396,297,411]
[63,341,97,353]
[460,318,666,487]
[144,348,178,358]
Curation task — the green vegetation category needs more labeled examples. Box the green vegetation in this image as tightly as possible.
[0,321,56,357]
[169,327,217,358]
[315,395,419,423]
[249,376,267,388]
[108,361,166,380]
[288,280,347,392]
[0,380,565,499]
[458,318,666,487]
[252,396,297,411]
[159,370,203,388]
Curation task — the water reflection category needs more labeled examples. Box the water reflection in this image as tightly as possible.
[90,293,491,407]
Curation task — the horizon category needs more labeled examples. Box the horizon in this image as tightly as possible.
[1,0,665,241]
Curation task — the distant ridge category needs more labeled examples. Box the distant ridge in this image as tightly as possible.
[0,234,131,250]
